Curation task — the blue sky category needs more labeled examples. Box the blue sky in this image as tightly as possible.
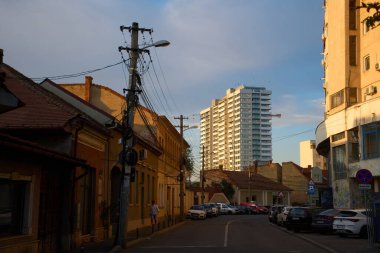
[0,0,325,173]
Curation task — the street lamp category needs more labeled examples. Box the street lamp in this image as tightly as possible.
[141,40,170,50]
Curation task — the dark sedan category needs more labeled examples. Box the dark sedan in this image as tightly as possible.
[312,209,342,233]
[286,207,313,232]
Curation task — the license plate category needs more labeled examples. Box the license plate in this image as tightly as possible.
[316,221,324,224]
[337,225,344,229]
[292,217,300,220]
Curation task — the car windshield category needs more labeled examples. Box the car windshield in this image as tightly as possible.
[292,208,305,216]
[339,211,359,217]
[318,209,340,216]
[191,205,203,210]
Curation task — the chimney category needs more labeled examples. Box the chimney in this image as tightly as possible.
[0,49,3,64]
[84,76,93,102]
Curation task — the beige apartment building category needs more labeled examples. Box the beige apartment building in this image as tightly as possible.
[299,140,327,170]
[315,0,380,208]
[200,85,272,171]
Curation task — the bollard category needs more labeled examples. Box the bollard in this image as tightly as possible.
[80,246,85,253]
[136,228,139,239]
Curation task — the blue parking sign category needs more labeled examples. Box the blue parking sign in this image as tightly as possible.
[308,180,315,195]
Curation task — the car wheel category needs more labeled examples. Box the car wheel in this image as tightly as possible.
[360,226,368,239]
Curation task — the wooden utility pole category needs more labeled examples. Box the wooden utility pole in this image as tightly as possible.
[175,115,188,221]
[115,22,140,248]
[115,22,169,248]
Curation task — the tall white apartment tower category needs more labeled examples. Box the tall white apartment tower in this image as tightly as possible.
[200,85,272,171]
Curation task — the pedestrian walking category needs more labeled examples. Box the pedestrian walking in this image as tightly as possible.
[150,200,159,225]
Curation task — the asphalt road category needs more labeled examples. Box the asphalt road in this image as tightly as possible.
[118,215,373,253]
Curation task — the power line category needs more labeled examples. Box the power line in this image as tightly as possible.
[273,129,315,142]
[30,61,126,82]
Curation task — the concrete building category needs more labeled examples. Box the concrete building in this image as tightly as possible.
[200,85,272,171]
[316,0,380,209]
[299,140,327,170]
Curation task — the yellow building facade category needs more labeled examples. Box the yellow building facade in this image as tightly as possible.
[316,0,380,208]
[60,77,188,231]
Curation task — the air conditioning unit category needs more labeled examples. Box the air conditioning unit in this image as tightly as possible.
[375,62,380,71]
[365,85,376,95]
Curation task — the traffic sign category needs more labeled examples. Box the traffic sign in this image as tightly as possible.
[359,184,372,190]
[356,169,373,184]
[307,180,315,195]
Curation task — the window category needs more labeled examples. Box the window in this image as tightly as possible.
[362,124,380,159]
[348,129,360,163]
[135,172,139,204]
[79,170,93,235]
[139,149,147,160]
[147,175,150,204]
[152,177,155,202]
[332,132,345,142]
[330,90,344,109]
[347,88,358,106]
[349,36,357,66]
[364,55,370,71]
[363,20,370,34]
[349,0,357,30]
[333,145,347,180]
[0,179,29,236]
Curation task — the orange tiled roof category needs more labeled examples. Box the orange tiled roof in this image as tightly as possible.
[0,64,80,129]
[205,169,292,192]
[0,64,106,133]
[224,170,292,191]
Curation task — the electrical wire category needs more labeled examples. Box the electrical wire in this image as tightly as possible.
[273,129,315,142]
[149,34,182,113]
[30,61,126,82]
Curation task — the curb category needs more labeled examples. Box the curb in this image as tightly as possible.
[294,233,339,253]
[275,224,338,253]
[107,221,187,253]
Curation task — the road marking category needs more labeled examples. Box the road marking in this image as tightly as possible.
[140,245,220,248]
[224,218,252,247]
[224,220,231,247]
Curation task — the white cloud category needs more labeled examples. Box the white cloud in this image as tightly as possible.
[272,95,324,128]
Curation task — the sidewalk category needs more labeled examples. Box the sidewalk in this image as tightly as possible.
[70,221,185,253]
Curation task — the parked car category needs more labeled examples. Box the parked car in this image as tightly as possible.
[201,204,214,217]
[240,202,259,214]
[236,205,254,215]
[277,206,292,226]
[268,205,284,223]
[312,208,342,233]
[208,203,220,216]
[187,205,207,220]
[256,205,269,214]
[217,203,238,215]
[286,207,313,232]
[333,209,368,238]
